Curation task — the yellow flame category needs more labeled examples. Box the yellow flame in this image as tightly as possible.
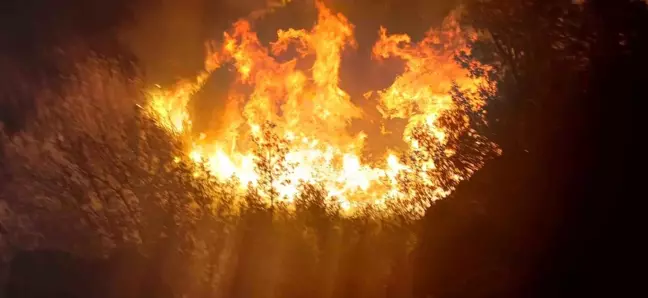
[147,2,490,215]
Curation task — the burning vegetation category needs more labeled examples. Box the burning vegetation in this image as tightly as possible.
[147,1,498,215]
[2,0,645,297]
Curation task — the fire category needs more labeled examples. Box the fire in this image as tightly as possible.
[146,1,493,215]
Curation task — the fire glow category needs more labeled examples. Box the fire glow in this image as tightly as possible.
[146,1,494,215]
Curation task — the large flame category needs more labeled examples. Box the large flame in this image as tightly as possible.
[146,1,492,214]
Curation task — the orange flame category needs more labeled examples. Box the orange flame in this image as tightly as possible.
[147,2,492,215]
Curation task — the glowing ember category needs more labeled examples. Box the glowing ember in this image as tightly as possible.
[146,1,494,215]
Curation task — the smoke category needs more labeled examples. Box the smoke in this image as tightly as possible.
[119,0,458,81]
